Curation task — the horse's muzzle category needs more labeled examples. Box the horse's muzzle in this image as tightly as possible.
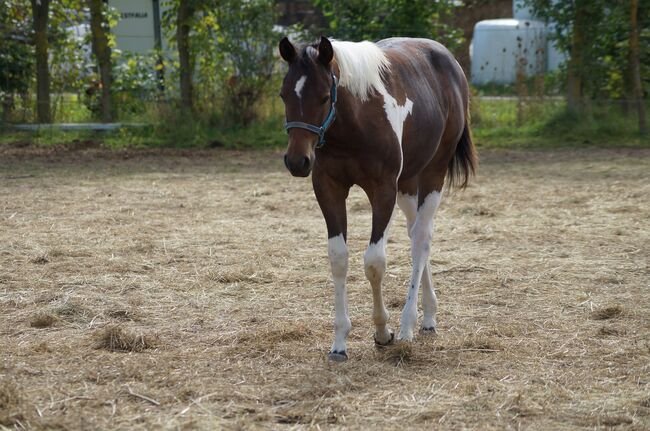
[284,153,312,177]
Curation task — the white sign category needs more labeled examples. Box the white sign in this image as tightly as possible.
[109,0,157,54]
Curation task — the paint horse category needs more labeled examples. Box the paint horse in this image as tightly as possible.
[279,36,477,361]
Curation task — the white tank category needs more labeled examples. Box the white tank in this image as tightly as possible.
[470,19,547,85]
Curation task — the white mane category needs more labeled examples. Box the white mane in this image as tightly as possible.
[331,41,390,102]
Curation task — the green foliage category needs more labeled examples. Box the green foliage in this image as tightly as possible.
[161,0,279,126]
[314,0,463,50]
[0,0,34,95]
[526,0,650,99]
[213,0,278,126]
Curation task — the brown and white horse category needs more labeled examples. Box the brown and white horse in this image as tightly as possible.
[279,36,477,361]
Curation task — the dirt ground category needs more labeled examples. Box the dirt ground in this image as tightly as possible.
[1,145,648,430]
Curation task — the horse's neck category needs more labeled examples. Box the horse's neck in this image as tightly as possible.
[327,89,366,150]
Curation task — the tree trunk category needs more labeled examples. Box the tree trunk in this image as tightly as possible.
[177,0,195,111]
[2,94,14,126]
[31,0,51,123]
[567,0,585,115]
[88,0,114,122]
[629,0,647,134]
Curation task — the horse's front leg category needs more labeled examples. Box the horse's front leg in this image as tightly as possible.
[364,183,397,346]
[313,170,351,361]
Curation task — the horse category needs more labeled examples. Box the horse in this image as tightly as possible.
[278,36,477,361]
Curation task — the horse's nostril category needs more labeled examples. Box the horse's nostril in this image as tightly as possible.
[284,154,289,170]
[302,156,310,171]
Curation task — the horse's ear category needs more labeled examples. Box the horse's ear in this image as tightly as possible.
[318,36,334,65]
[279,37,297,63]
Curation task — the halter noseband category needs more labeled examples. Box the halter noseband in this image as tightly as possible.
[284,73,338,148]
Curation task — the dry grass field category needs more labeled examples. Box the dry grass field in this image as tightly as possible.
[1,145,649,430]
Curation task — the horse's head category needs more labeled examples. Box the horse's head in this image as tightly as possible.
[279,36,335,177]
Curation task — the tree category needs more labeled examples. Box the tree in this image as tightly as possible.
[0,1,34,125]
[314,0,463,52]
[566,0,587,113]
[177,0,196,111]
[31,0,51,123]
[629,0,647,134]
[528,0,649,118]
[88,0,114,122]
[214,0,278,125]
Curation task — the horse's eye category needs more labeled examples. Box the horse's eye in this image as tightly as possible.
[321,96,330,104]
[279,93,285,100]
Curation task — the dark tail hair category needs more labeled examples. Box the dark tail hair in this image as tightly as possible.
[446,123,477,189]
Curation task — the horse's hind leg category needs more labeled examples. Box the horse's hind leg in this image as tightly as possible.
[396,187,438,333]
[398,175,444,341]
[363,182,398,346]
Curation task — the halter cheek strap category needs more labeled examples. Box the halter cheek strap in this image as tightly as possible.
[284,74,338,148]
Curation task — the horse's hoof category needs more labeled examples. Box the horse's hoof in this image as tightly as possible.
[328,351,348,362]
[420,326,437,335]
[374,330,395,347]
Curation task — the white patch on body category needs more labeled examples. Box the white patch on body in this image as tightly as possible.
[398,191,442,341]
[377,87,413,179]
[294,75,307,99]
[378,87,413,177]
[328,234,351,354]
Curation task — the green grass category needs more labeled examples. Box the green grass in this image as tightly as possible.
[2,97,648,150]
[472,98,650,149]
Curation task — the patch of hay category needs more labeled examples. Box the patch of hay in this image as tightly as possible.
[591,305,624,320]
[597,325,625,337]
[107,309,139,321]
[0,379,26,427]
[30,253,49,264]
[206,266,273,284]
[93,326,157,352]
[54,301,89,320]
[461,206,495,217]
[461,335,502,352]
[30,312,58,328]
[32,341,51,353]
[382,341,414,365]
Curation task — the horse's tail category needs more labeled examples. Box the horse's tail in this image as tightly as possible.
[447,122,477,190]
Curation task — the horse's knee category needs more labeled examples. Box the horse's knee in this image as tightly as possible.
[411,224,432,256]
[364,242,386,284]
[328,234,348,278]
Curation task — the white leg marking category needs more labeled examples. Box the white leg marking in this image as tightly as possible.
[399,191,442,341]
[364,211,395,345]
[328,234,350,355]
[377,88,413,179]
[294,75,307,99]
[398,192,439,332]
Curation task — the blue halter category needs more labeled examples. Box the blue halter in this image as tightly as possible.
[284,73,338,148]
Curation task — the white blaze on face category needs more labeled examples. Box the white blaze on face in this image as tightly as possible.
[294,75,307,99]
